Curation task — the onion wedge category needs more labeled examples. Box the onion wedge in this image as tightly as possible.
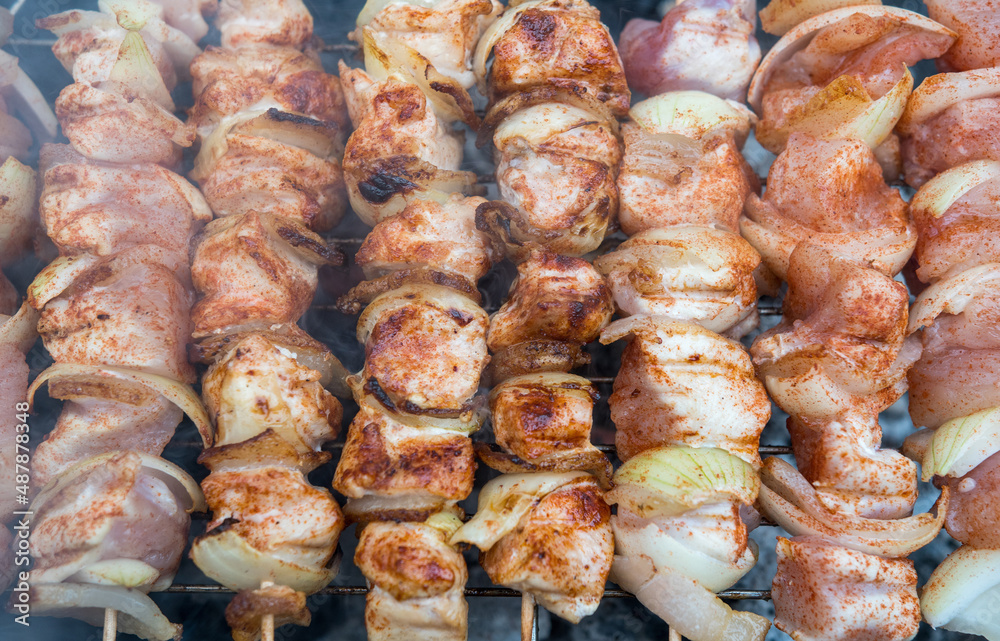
[922,546,1000,639]
[606,446,759,518]
[908,263,1000,335]
[910,160,1000,221]
[748,5,955,112]
[30,450,206,516]
[28,363,214,447]
[30,582,182,641]
[758,457,947,557]
[450,471,589,550]
[919,407,1000,480]
[610,555,770,641]
[755,67,911,152]
[759,0,882,36]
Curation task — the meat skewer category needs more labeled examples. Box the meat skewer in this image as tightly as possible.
[901,160,1000,638]
[183,2,352,640]
[21,3,212,637]
[453,0,624,628]
[334,1,503,638]
[744,6,955,639]
[595,90,770,641]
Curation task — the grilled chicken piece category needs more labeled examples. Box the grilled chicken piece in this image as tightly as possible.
[356,0,502,89]
[334,401,475,523]
[772,537,920,641]
[478,0,629,116]
[191,211,340,337]
[617,121,756,236]
[741,133,914,281]
[356,513,468,641]
[226,583,310,641]
[488,373,604,468]
[216,0,312,49]
[897,69,1000,188]
[31,245,196,383]
[595,227,760,338]
[355,283,489,417]
[477,92,621,258]
[488,251,613,355]
[925,0,1000,71]
[192,431,344,593]
[619,0,760,101]
[39,144,211,270]
[193,132,348,232]
[339,194,500,313]
[752,243,918,423]
[602,317,769,466]
[29,451,202,590]
[188,43,350,232]
[201,332,342,453]
[189,45,348,137]
[340,65,475,227]
[453,473,613,622]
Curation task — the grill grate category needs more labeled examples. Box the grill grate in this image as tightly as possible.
[6,1,938,640]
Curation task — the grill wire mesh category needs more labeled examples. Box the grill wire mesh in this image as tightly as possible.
[0,0,962,639]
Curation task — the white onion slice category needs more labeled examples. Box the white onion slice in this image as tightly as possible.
[190,528,339,594]
[607,446,759,518]
[27,254,101,309]
[759,0,882,36]
[898,67,1000,134]
[920,407,1000,480]
[908,263,1000,334]
[473,0,545,93]
[30,450,205,516]
[357,282,484,345]
[28,362,214,447]
[629,91,753,143]
[0,51,58,141]
[758,457,947,557]
[356,0,440,26]
[610,555,770,641]
[757,67,911,152]
[748,5,955,111]
[70,559,161,590]
[910,160,1000,221]
[30,582,182,641]
[922,546,1000,639]
[449,471,588,549]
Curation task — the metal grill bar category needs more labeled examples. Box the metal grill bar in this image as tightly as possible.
[162,584,771,601]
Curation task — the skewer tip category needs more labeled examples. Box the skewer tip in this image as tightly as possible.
[103,607,117,641]
[520,592,537,641]
[260,581,275,641]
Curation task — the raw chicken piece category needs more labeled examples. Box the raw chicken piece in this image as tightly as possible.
[926,0,1000,71]
[619,0,760,101]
